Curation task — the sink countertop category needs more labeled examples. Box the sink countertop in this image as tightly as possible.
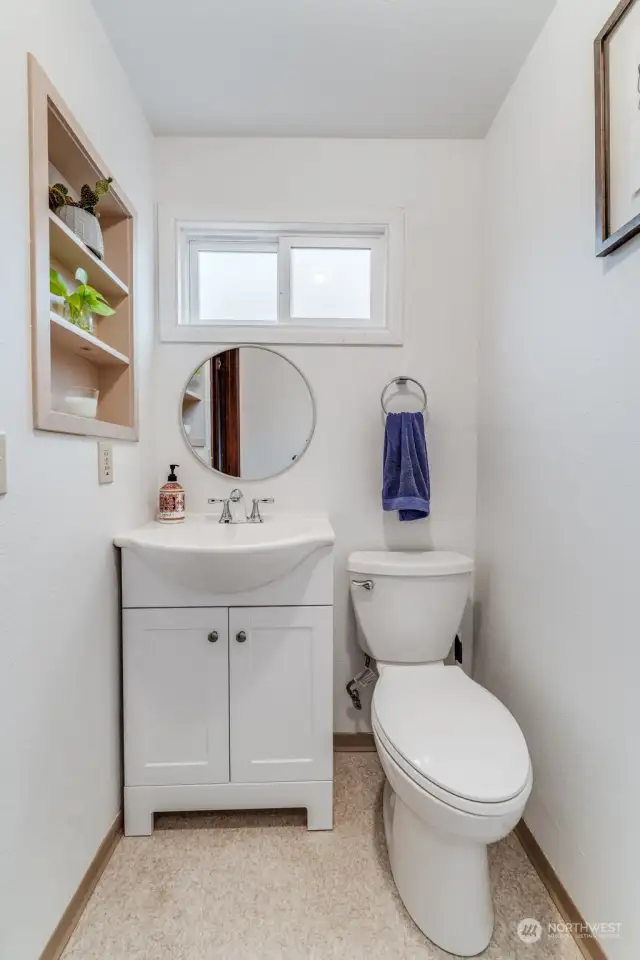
[114,514,336,553]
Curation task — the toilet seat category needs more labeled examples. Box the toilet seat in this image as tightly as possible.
[372,664,531,816]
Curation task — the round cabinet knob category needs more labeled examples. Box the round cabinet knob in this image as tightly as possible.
[208,631,218,643]
[236,631,247,643]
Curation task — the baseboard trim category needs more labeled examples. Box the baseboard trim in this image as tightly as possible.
[334,733,376,752]
[40,813,122,960]
[515,821,607,960]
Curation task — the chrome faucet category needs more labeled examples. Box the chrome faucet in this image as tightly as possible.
[208,488,247,524]
[208,489,274,524]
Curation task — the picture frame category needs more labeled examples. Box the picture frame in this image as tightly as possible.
[594,0,640,256]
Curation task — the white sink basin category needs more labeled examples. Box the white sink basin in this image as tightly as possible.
[115,514,335,593]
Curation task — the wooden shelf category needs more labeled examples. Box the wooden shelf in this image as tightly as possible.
[44,410,138,441]
[50,312,130,367]
[28,55,137,442]
[183,389,202,407]
[49,211,129,302]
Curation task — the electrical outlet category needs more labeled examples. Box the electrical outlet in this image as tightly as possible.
[98,442,114,484]
[0,434,6,495]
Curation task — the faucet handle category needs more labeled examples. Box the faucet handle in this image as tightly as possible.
[208,498,233,524]
[248,497,274,523]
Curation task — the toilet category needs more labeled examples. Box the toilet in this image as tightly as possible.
[348,550,532,957]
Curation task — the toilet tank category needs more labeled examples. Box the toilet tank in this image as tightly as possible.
[347,551,474,664]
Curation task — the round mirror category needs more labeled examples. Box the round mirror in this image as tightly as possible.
[180,346,316,480]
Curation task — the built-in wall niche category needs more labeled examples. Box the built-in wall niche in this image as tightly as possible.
[27,55,137,440]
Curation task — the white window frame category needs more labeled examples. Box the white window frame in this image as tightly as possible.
[158,206,405,345]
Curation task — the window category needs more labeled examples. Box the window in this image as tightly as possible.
[195,244,278,324]
[160,212,404,344]
[185,227,383,329]
[286,241,376,322]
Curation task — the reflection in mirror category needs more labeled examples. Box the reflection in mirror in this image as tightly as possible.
[181,347,315,480]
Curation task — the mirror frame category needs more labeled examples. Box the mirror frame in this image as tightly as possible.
[179,345,317,482]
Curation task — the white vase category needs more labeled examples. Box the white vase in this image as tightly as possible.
[56,205,104,260]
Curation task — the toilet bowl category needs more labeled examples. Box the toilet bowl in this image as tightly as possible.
[348,551,532,957]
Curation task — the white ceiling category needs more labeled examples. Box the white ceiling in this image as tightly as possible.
[91,0,555,138]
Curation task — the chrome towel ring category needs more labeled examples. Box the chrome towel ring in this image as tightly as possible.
[381,377,428,416]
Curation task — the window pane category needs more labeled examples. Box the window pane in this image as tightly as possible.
[290,248,371,321]
[197,251,277,323]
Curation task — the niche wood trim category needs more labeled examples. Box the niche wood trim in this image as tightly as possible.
[27,55,137,440]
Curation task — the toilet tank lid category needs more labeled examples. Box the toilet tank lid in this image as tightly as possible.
[347,551,474,577]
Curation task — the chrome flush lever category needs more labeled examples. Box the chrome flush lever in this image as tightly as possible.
[351,579,375,591]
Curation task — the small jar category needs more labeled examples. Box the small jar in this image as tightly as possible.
[64,386,99,419]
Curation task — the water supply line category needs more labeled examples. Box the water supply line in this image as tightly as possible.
[346,655,378,710]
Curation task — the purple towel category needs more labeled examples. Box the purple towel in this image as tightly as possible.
[382,412,430,521]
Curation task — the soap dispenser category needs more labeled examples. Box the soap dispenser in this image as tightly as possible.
[158,465,185,523]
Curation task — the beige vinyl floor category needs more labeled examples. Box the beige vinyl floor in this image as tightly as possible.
[62,753,582,960]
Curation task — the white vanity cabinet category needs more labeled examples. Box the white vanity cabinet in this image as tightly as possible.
[119,539,334,836]
[229,606,333,783]
[123,608,231,788]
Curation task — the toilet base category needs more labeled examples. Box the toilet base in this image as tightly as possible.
[383,781,494,956]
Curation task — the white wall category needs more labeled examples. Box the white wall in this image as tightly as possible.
[153,138,482,731]
[477,0,639,955]
[0,3,154,958]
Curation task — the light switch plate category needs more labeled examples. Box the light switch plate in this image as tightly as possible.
[0,434,6,495]
[98,442,114,484]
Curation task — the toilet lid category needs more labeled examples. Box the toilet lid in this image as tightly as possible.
[372,666,530,804]
[347,551,474,577]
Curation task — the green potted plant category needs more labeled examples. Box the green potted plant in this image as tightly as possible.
[49,177,113,260]
[49,267,115,335]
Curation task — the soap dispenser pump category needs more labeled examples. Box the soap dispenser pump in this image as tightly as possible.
[158,465,185,523]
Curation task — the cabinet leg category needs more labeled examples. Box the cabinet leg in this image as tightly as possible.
[307,782,333,831]
[124,789,154,836]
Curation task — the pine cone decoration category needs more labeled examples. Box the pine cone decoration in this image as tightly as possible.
[49,183,70,212]
[79,184,100,216]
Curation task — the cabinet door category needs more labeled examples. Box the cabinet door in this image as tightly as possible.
[123,608,229,786]
[229,606,333,783]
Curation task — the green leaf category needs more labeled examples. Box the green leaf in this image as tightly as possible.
[49,269,68,298]
[66,292,82,321]
[91,301,116,317]
[75,287,96,314]
[75,267,89,285]
[94,177,113,197]
[80,284,115,316]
